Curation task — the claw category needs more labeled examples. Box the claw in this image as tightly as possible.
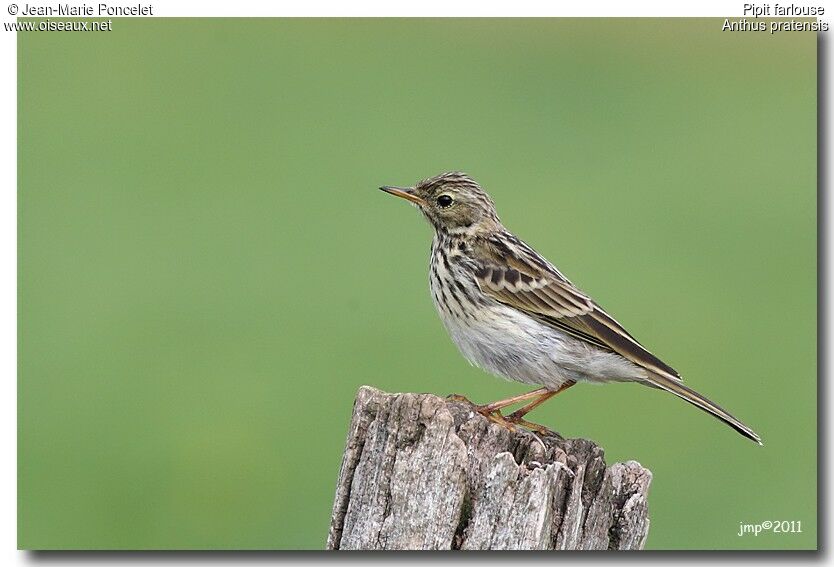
[505,413,557,436]
[469,405,516,432]
[483,411,518,433]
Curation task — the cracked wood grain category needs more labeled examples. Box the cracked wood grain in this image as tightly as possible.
[326,386,652,551]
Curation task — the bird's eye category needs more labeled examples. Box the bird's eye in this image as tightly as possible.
[437,195,454,208]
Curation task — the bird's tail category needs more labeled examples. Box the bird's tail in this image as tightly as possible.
[643,373,762,445]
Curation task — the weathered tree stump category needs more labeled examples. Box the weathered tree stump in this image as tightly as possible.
[326,386,652,551]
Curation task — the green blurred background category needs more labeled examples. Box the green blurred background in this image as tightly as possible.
[18,19,816,550]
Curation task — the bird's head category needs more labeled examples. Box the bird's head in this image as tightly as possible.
[380,172,500,235]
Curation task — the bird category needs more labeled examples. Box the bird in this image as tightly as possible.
[379,171,761,445]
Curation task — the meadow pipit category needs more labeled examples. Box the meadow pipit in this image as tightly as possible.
[380,172,761,444]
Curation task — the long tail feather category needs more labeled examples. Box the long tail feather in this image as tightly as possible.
[644,373,762,445]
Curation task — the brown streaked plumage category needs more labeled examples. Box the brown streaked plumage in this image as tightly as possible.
[380,172,761,444]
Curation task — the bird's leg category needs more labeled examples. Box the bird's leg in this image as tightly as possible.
[476,387,550,414]
[506,390,559,419]
[505,381,576,434]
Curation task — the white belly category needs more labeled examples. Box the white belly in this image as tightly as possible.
[434,296,647,389]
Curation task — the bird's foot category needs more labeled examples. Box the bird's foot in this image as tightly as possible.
[505,412,558,436]
[447,394,553,435]
[473,406,518,432]
[446,394,517,431]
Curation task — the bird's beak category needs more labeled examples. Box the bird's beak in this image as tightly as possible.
[379,185,425,206]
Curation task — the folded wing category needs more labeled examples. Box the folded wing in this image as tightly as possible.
[473,234,682,382]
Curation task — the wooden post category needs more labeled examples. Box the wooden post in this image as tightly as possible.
[327,386,652,551]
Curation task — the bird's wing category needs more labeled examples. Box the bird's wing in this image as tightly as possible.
[472,234,682,382]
